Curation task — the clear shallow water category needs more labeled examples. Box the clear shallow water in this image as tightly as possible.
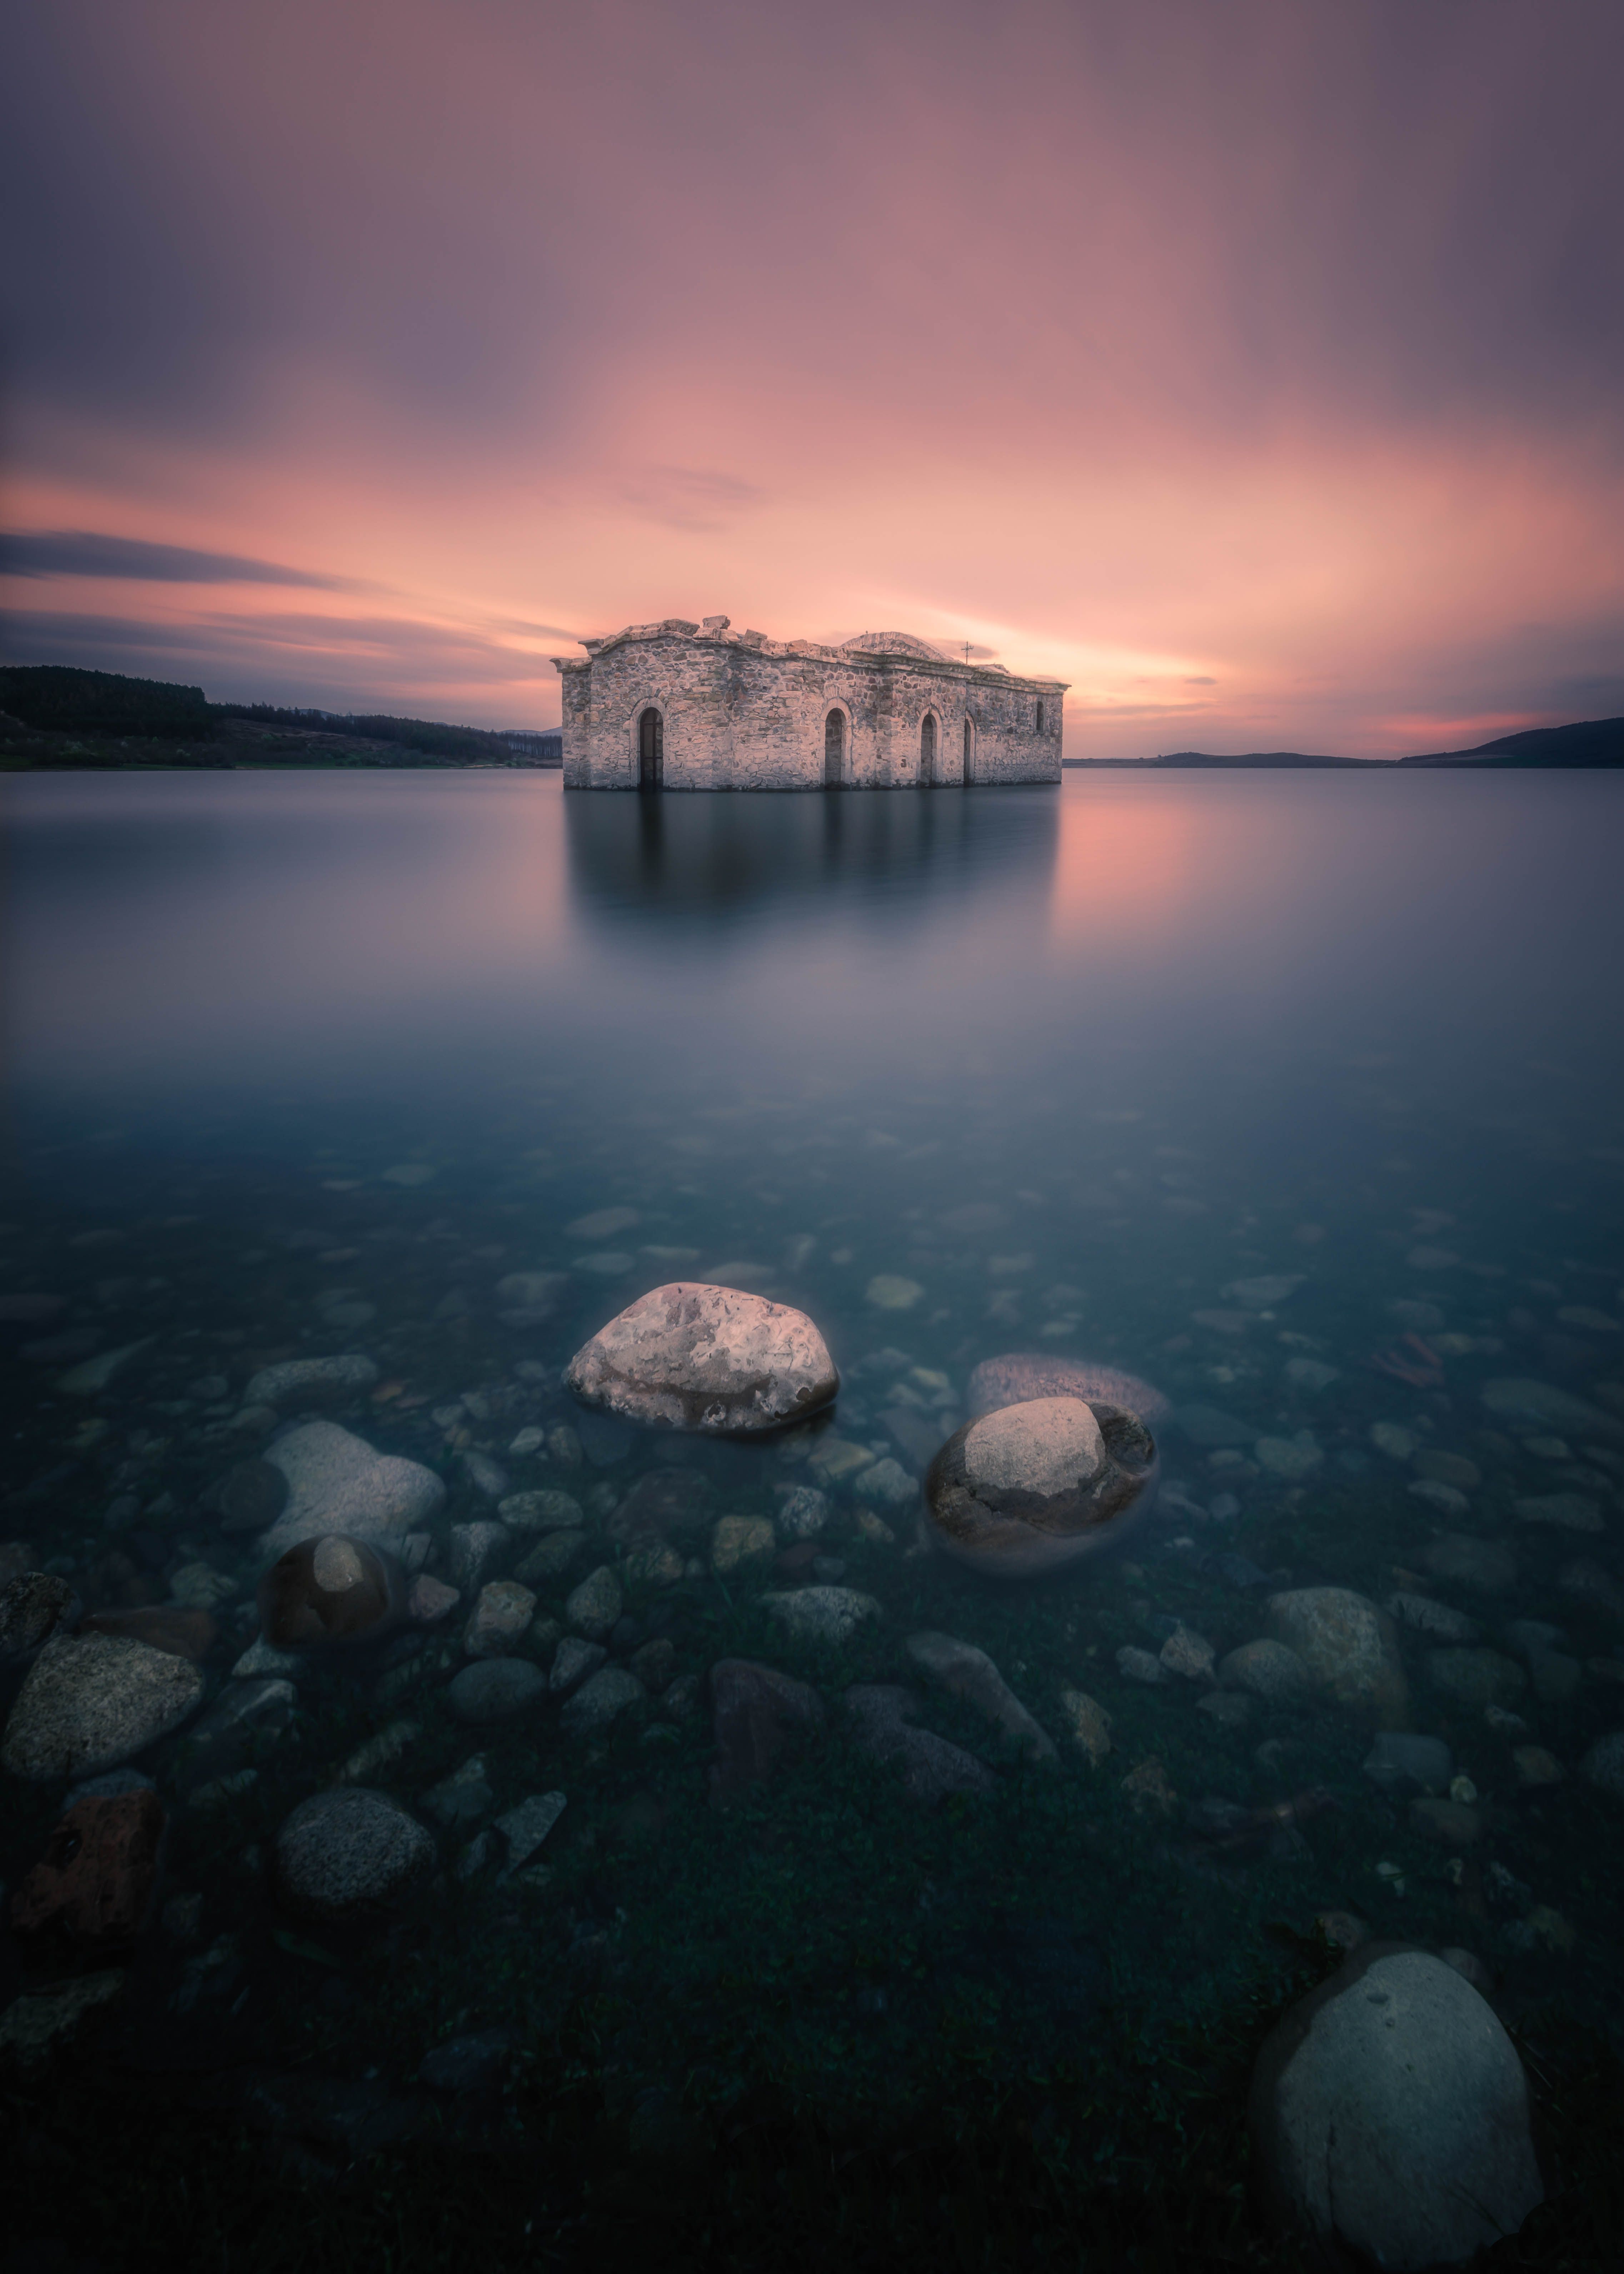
[2,770,1623,2220]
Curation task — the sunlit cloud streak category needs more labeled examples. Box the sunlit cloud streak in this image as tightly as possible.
[2,0,1619,749]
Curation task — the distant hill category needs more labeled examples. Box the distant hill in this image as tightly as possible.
[0,665,555,769]
[1150,749,1369,768]
[1065,749,1369,768]
[1400,716,1624,768]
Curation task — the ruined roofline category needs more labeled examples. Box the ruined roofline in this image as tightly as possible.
[547,617,1067,692]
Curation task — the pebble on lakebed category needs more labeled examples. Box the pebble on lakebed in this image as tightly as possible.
[923,1396,1159,1577]
[565,1282,839,1434]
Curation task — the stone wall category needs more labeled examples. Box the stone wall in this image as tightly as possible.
[552,619,1066,790]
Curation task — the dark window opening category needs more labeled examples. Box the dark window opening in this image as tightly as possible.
[963,718,975,783]
[824,708,845,787]
[1036,700,1045,733]
[638,707,663,789]
[920,712,937,785]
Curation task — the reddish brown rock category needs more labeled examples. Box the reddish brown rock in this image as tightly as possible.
[80,1607,219,1661]
[10,1791,165,1956]
[708,1659,826,1805]
[967,1353,1170,1425]
[257,1533,405,1648]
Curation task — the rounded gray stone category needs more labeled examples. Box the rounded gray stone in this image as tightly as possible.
[447,1657,548,1723]
[258,1421,445,1556]
[244,1355,380,1408]
[924,1395,1159,1578]
[559,1665,645,1738]
[1262,1588,1408,1719]
[1250,1946,1543,2267]
[1,1633,204,1781]
[565,1281,839,1434]
[274,1787,435,1919]
[565,1565,623,1640]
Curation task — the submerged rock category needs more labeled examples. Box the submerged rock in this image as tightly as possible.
[447,1657,547,1723]
[565,1282,839,1435]
[565,1565,623,1639]
[1263,1589,1408,1721]
[904,1631,1056,1760]
[243,1355,380,1408]
[924,1396,1159,1578]
[257,1534,405,1648]
[0,1573,81,1664]
[708,1659,826,1804]
[0,1971,127,2071]
[1219,1639,1311,1702]
[274,1788,436,1919]
[844,1685,997,1804]
[207,1458,290,1536]
[761,1586,880,1646]
[1362,1732,1452,1795]
[1428,1648,1527,1710]
[81,1606,219,1660]
[1422,1532,1519,1595]
[1249,1946,1542,2268]
[966,1353,1170,1425]
[9,1789,165,1957]
[1058,1689,1113,1764]
[559,1665,644,1738]
[2,1633,204,1781]
[259,1421,445,1555]
[1482,1378,1621,1438]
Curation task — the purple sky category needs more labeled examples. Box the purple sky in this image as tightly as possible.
[3,0,1621,752]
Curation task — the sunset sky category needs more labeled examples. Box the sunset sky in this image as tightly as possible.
[4,0,1620,755]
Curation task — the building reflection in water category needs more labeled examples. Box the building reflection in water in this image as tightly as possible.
[564,784,1060,941]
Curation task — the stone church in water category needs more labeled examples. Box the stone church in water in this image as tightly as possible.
[551,616,1066,790]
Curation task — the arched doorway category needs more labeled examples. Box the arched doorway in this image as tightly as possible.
[637,707,663,790]
[920,711,937,786]
[823,708,846,787]
[962,718,976,784]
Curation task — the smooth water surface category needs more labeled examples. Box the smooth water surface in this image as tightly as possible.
[2,769,1623,2209]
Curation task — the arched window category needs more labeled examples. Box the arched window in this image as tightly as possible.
[1036,700,1045,733]
[638,707,663,789]
[823,708,845,788]
[920,711,937,785]
[962,717,976,784]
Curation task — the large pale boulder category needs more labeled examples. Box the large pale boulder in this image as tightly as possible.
[1250,1946,1542,2267]
[259,1421,445,1555]
[924,1396,1159,1577]
[1263,1588,1408,1722]
[566,1283,838,1434]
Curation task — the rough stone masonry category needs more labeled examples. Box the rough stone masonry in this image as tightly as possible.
[551,619,1067,790]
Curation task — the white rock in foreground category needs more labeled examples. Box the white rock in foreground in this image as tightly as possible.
[565,1282,838,1435]
[1250,1947,1542,2268]
[259,1421,445,1555]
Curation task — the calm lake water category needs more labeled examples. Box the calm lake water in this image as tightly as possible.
[2,768,1623,2236]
